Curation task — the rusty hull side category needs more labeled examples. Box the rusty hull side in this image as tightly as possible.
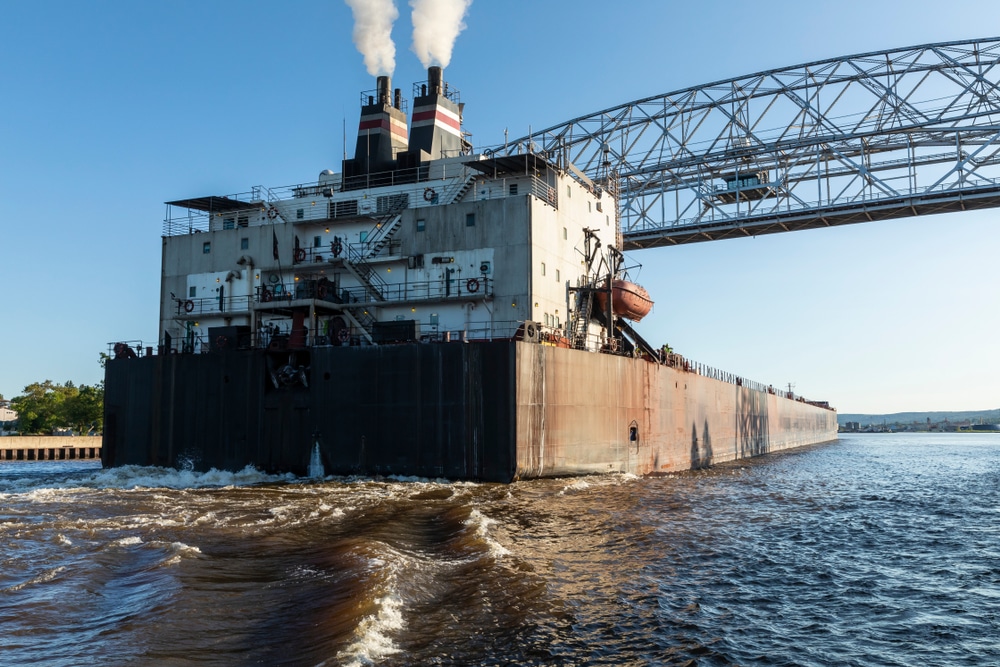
[514,344,838,478]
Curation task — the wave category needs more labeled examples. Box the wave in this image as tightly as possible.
[0,464,295,496]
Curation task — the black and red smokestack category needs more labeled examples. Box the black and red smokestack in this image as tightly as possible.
[404,67,464,162]
[343,74,409,184]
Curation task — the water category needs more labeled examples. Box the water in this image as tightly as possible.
[2,433,998,666]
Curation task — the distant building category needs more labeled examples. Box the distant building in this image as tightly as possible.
[0,403,17,435]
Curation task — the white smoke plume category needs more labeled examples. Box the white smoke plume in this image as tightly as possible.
[410,0,473,69]
[345,0,400,76]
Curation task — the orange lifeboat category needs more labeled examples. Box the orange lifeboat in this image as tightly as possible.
[593,279,653,321]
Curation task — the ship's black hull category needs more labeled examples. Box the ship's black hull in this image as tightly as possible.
[104,341,839,481]
[104,341,518,482]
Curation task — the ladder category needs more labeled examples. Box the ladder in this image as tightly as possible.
[570,287,593,349]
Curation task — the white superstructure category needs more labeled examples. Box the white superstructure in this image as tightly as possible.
[158,69,622,356]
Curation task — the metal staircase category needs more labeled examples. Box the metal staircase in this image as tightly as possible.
[343,244,388,302]
[570,285,593,349]
[366,211,404,257]
[342,308,376,344]
[442,171,477,204]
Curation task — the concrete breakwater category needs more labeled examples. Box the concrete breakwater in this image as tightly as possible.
[0,436,102,462]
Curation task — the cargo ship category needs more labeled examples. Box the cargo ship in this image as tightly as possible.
[103,68,838,481]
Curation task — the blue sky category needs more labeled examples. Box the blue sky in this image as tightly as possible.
[1,0,997,414]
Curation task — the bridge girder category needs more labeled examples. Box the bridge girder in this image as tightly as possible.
[497,38,1000,249]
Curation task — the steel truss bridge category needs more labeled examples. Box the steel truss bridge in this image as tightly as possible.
[501,38,1000,250]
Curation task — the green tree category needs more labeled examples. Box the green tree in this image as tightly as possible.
[11,381,65,434]
[65,384,104,434]
[10,381,103,435]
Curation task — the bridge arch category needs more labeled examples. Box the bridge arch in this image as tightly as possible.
[501,38,1000,249]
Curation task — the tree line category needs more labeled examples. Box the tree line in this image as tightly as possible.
[3,380,104,435]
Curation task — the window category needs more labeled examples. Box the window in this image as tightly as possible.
[566,185,571,198]
[588,201,592,212]
[606,215,610,226]
[466,213,475,227]
[377,193,409,213]
[189,286,196,298]
[241,237,249,250]
[541,262,546,276]
[296,208,304,220]
[416,218,425,232]
[237,215,248,228]
[563,227,567,240]
[556,269,560,282]
[223,217,235,230]
[430,313,439,325]
[360,231,369,243]
[313,236,321,248]
[203,242,211,254]
[509,183,518,196]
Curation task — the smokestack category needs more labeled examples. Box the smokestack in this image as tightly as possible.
[343,75,409,185]
[377,76,391,106]
[405,67,463,161]
[428,66,443,95]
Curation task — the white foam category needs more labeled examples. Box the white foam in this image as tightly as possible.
[466,508,510,558]
[1,565,66,593]
[0,464,293,497]
[558,478,592,495]
[167,541,201,556]
[336,593,405,666]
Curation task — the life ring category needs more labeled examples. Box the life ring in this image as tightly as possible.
[423,187,436,202]
[526,323,537,339]
[294,248,306,262]
[466,278,480,293]
[331,240,342,257]
[215,335,228,349]
[267,207,278,219]
[317,283,328,299]
[337,328,350,343]
[184,300,194,313]
[261,288,273,303]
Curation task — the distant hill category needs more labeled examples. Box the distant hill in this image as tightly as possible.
[837,409,1000,426]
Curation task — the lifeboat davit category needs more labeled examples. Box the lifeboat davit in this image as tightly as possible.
[593,279,653,321]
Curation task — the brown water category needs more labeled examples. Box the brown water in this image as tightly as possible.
[2,433,998,666]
